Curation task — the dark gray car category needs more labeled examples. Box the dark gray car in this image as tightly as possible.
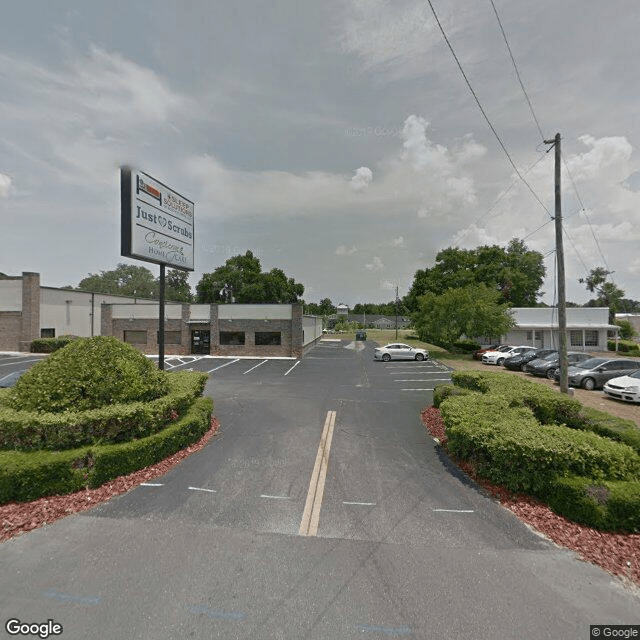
[566,357,640,390]
[524,351,591,378]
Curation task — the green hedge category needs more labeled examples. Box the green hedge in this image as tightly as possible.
[30,335,78,353]
[0,396,213,505]
[0,371,208,451]
[607,339,640,354]
[439,370,640,531]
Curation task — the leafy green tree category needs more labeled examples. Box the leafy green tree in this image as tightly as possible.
[579,267,625,322]
[196,251,304,303]
[76,263,192,302]
[77,263,158,298]
[614,319,636,341]
[405,239,545,311]
[412,284,516,346]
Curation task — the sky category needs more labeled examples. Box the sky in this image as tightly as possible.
[1,0,640,307]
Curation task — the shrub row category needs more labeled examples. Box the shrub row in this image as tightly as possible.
[435,371,640,531]
[30,336,78,353]
[607,339,640,354]
[449,371,640,453]
[0,396,213,505]
[0,371,208,451]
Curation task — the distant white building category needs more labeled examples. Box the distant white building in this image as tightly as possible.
[499,307,617,352]
[336,303,349,316]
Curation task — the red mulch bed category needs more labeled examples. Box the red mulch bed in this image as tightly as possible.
[0,417,220,544]
[421,406,640,587]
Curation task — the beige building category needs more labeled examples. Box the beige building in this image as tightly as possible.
[0,272,322,357]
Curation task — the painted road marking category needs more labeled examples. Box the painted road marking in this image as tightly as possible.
[284,360,301,376]
[260,494,290,500]
[186,605,247,621]
[140,483,164,487]
[43,589,101,605]
[355,624,413,636]
[299,410,337,536]
[432,509,475,513]
[343,501,376,506]
[207,358,240,373]
[243,359,267,374]
[188,486,217,493]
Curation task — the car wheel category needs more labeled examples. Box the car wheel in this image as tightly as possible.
[497,358,505,366]
[582,377,596,391]
[520,363,527,371]
[382,353,391,362]
[415,353,424,361]
[546,368,556,380]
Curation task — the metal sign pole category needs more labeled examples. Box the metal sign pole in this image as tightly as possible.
[159,264,165,370]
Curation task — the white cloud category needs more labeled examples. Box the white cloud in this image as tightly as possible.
[0,173,11,197]
[365,256,384,271]
[335,244,358,256]
[350,166,373,191]
[390,236,404,247]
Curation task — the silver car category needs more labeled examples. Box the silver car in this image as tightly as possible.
[374,343,429,362]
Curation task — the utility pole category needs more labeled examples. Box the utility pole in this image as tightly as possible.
[545,133,568,393]
[395,285,399,340]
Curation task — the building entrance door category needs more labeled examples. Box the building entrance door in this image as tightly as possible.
[191,330,210,354]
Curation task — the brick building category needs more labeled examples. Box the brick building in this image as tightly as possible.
[0,272,322,357]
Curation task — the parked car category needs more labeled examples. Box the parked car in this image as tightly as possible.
[355,330,367,341]
[565,357,640,391]
[603,369,640,403]
[503,348,556,371]
[524,351,591,378]
[0,370,26,388]
[374,343,429,361]
[482,345,531,365]
[472,344,500,360]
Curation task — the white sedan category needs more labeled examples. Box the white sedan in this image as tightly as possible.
[374,343,429,362]
[481,345,532,365]
[603,370,640,403]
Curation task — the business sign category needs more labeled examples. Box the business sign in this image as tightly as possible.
[121,167,194,271]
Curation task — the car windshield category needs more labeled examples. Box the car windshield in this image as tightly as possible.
[542,352,559,361]
[575,358,607,369]
[629,370,640,379]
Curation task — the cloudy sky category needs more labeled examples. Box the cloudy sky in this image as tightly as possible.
[2,0,639,306]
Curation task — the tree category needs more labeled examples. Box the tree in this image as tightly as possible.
[196,251,304,304]
[579,267,624,322]
[77,264,158,298]
[412,284,517,346]
[405,239,545,311]
[75,263,192,302]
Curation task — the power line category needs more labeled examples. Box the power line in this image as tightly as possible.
[488,0,545,142]
[425,0,553,219]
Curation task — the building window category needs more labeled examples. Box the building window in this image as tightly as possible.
[255,332,281,346]
[124,330,147,344]
[157,331,182,344]
[40,328,55,338]
[526,331,533,341]
[570,330,583,347]
[584,330,599,347]
[220,331,245,345]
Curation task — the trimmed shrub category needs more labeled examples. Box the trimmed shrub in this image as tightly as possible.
[0,371,207,451]
[30,335,78,353]
[432,383,476,409]
[607,339,640,355]
[451,340,481,353]
[9,336,168,413]
[0,396,213,505]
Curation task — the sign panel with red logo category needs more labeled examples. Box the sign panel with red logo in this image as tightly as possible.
[121,167,194,271]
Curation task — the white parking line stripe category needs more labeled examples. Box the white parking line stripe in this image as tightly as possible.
[343,501,376,506]
[243,360,267,374]
[140,483,164,487]
[432,509,474,513]
[284,360,301,376]
[261,494,290,500]
[188,486,217,493]
[207,358,240,373]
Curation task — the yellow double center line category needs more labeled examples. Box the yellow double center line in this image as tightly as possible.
[299,410,337,537]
